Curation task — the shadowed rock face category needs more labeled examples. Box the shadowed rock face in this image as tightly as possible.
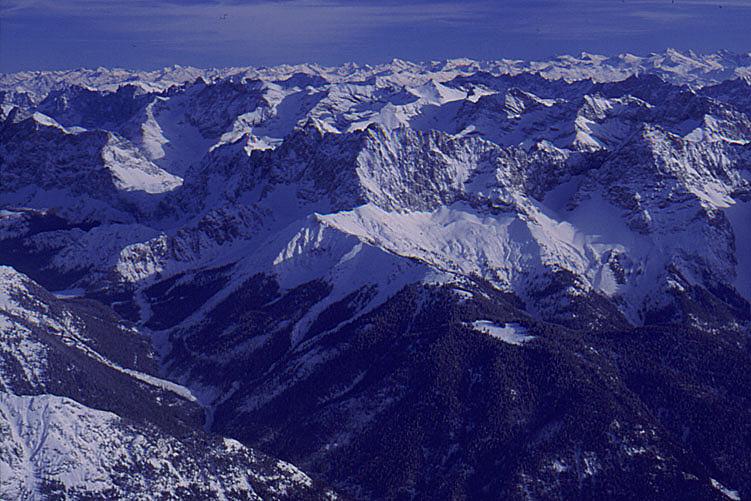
[1,51,750,500]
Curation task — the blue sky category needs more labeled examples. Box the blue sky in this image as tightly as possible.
[1,0,749,72]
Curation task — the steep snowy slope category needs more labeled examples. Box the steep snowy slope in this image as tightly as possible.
[0,267,336,500]
[0,392,330,500]
[0,110,181,223]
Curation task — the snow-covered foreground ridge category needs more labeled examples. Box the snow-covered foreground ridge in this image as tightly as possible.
[0,392,323,500]
[0,266,336,499]
[1,49,751,499]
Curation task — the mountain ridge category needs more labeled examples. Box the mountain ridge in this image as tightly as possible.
[1,49,750,499]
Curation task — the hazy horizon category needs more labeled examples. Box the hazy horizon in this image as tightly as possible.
[1,0,750,73]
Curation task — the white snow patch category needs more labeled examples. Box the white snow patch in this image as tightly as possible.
[469,320,535,345]
[710,478,741,501]
[51,288,85,299]
[101,136,183,194]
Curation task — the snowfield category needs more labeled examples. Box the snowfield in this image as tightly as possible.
[469,320,536,345]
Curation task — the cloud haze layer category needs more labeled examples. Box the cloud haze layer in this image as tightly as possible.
[1,0,749,71]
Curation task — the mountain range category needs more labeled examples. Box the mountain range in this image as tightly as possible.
[1,48,750,500]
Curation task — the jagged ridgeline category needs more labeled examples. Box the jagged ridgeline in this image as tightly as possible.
[1,50,750,500]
